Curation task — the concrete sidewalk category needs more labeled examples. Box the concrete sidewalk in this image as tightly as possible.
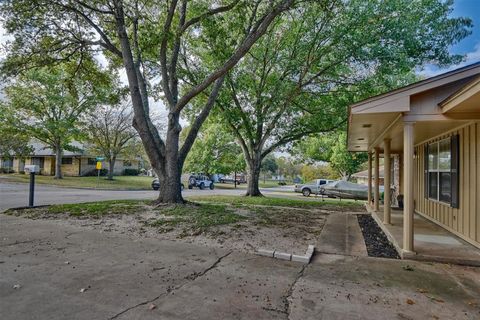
[1,214,479,319]
[315,212,368,257]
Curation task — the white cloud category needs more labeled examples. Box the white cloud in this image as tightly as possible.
[418,42,480,77]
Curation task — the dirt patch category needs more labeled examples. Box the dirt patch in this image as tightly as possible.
[357,214,400,259]
[7,201,329,255]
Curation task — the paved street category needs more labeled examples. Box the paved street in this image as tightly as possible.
[1,214,479,320]
[0,179,302,211]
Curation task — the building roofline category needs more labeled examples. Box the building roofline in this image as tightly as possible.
[351,61,480,109]
[438,75,480,109]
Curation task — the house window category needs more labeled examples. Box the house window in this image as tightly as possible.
[31,157,45,169]
[425,136,459,206]
[61,157,73,165]
[87,158,96,165]
[123,160,132,167]
[1,158,13,168]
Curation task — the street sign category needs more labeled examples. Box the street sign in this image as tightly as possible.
[95,157,105,161]
[96,161,102,170]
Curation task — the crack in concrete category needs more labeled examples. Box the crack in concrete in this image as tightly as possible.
[108,250,232,320]
[262,306,288,315]
[64,231,81,240]
[0,239,40,247]
[284,264,307,319]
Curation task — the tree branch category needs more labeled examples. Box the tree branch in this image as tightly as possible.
[178,75,225,164]
[173,0,294,113]
[180,1,240,33]
[261,118,348,158]
[160,0,179,108]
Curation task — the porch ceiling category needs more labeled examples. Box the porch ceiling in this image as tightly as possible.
[349,114,470,153]
[347,112,401,152]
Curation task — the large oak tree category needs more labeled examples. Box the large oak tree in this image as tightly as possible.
[1,0,296,203]
[207,0,471,195]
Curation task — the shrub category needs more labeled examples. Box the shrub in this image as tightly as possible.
[123,168,139,176]
[84,168,108,176]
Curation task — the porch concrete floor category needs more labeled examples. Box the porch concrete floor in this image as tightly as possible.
[371,207,480,266]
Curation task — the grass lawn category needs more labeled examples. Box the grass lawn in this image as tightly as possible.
[1,173,286,190]
[0,174,153,190]
[6,195,365,252]
[215,180,284,189]
[186,195,365,211]
[6,200,148,218]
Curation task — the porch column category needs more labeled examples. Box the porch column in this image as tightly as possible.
[403,121,415,252]
[367,151,372,206]
[374,147,380,211]
[383,139,391,224]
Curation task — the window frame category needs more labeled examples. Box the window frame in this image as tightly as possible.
[425,135,459,208]
[31,157,45,169]
[61,157,73,165]
[427,138,451,204]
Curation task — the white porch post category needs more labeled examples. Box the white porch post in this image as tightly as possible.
[367,151,372,206]
[374,147,380,211]
[383,139,391,224]
[403,121,415,252]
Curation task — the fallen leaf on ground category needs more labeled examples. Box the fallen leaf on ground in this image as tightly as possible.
[148,304,156,310]
[80,288,87,293]
[428,296,444,303]
[402,265,414,271]
[13,284,21,289]
[406,299,415,305]
[417,288,428,293]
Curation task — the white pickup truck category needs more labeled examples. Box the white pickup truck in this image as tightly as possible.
[294,179,336,197]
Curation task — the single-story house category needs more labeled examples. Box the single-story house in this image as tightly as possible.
[0,141,140,176]
[352,166,385,186]
[348,62,480,254]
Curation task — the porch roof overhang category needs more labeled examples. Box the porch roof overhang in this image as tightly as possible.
[348,62,480,152]
[439,76,480,114]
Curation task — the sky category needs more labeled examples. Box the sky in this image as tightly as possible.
[420,0,480,76]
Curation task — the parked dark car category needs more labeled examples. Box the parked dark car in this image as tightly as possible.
[151,179,184,191]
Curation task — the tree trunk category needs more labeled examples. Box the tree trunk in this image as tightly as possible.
[107,157,116,180]
[54,145,62,179]
[246,158,262,196]
[156,151,184,203]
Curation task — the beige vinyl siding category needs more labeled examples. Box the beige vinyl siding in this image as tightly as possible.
[414,122,480,247]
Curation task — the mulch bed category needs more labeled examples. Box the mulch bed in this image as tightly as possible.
[357,214,400,259]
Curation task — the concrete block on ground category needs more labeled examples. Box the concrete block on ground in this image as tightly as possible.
[291,254,311,264]
[306,245,315,254]
[274,252,292,261]
[256,249,275,258]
